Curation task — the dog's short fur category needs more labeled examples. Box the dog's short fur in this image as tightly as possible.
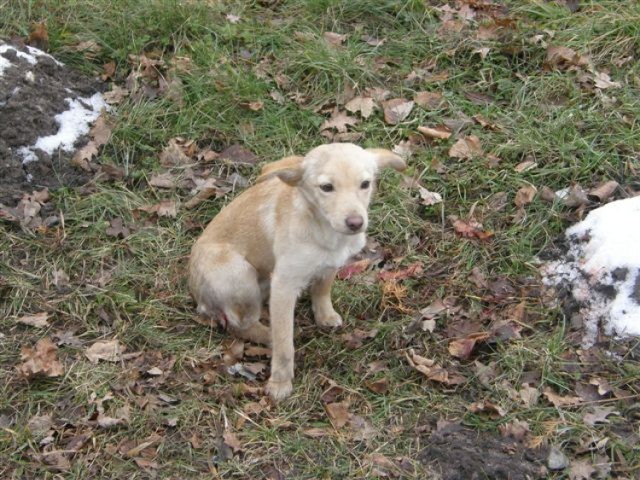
[189,143,405,400]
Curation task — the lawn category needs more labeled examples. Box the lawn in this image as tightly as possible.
[1,0,639,478]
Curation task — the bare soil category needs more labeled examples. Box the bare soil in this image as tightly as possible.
[0,42,98,206]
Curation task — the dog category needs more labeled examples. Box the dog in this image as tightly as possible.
[188,143,406,400]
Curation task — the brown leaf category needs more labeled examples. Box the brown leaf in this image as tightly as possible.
[468,400,506,418]
[382,98,414,125]
[159,139,191,167]
[341,328,378,349]
[103,84,129,104]
[325,401,350,428]
[450,216,493,241]
[518,384,540,408]
[149,172,177,189]
[219,144,259,165]
[361,35,386,47]
[417,125,451,140]
[587,180,619,202]
[448,135,483,159]
[223,430,243,453]
[418,186,443,206]
[569,459,596,480]
[85,339,124,363]
[345,96,377,119]
[364,87,391,102]
[320,109,359,133]
[139,199,177,218]
[378,261,423,282]
[18,338,64,378]
[71,142,98,171]
[27,21,49,51]
[414,91,444,109]
[447,334,484,361]
[593,71,620,89]
[105,217,130,238]
[545,45,590,70]
[406,351,465,386]
[515,159,537,173]
[582,406,617,427]
[323,31,347,47]
[366,377,389,394]
[337,258,372,280]
[543,387,582,407]
[303,427,333,438]
[514,184,537,207]
[499,419,530,441]
[16,312,50,328]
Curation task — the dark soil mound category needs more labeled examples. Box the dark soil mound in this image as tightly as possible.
[419,424,547,480]
[0,41,101,206]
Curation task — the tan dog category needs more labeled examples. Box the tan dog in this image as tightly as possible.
[189,143,405,400]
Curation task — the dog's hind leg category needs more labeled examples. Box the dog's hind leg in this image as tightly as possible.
[189,244,271,345]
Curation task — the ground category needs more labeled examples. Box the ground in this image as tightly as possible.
[1,1,639,479]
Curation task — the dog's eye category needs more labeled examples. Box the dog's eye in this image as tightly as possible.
[360,180,371,189]
[320,184,334,192]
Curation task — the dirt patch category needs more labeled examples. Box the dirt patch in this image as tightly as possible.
[419,424,547,480]
[0,41,101,206]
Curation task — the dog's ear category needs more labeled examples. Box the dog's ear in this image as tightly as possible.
[366,148,406,171]
[256,155,304,186]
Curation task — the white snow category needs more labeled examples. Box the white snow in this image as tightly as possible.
[19,93,107,164]
[542,196,640,346]
[0,43,63,77]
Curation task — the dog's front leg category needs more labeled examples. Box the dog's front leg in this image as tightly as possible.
[266,275,298,401]
[311,269,342,327]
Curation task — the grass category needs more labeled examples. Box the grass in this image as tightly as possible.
[2,0,640,478]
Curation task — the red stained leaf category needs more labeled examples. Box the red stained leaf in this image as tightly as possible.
[450,216,494,241]
[337,258,372,280]
[378,261,424,282]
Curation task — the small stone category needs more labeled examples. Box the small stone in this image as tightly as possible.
[547,446,569,470]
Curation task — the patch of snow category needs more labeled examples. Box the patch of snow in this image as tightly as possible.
[19,93,107,164]
[543,196,640,346]
[0,43,63,77]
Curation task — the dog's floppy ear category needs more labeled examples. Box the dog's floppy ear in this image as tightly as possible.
[256,155,304,186]
[366,148,406,171]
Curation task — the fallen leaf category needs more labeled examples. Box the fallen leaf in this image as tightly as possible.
[414,91,444,109]
[417,125,451,140]
[18,338,64,378]
[85,339,123,363]
[320,109,359,133]
[223,430,243,453]
[345,96,377,119]
[449,135,483,159]
[325,401,350,428]
[515,159,537,172]
[582,406,618,427]
[406,351,465,386]
[468,400,506,418]
[218,144,259,165]
[418,186,443,206]
[514,184,537,207]
[499,419,530,441]
[27,21,49,51]
[587,180,618,202]
[16,312,50,328]
[378,261,423,282]
[448,332,491,360]
[303,427,333,438]
[323,31,347,47]
[149,172,177,189]
[159,139,191,167]
[105,217,130,238]
[543,387,582,407]
[382,98,414,125]
[337,258,372,280]
[361,35,386,47]
[103,84,129,104]
[226,13,241,23]
[366,377,389,394]
[569,459,596,480]
[364,87,391,102]
[341,328,378,349]
[545,45,590,70]
[593,71,620,89]
[450,215,493,241]
[518,384,540,408]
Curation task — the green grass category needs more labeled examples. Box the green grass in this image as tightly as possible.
[2,0,640,478]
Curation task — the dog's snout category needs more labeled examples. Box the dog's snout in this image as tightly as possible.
[345,215,364,232]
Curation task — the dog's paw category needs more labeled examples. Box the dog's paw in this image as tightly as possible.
[266,378,293,401]
[315,311,343,328]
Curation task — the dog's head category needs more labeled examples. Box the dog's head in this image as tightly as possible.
[259,143,406,235]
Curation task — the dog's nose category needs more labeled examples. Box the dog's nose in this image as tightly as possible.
[345,215,364,232]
